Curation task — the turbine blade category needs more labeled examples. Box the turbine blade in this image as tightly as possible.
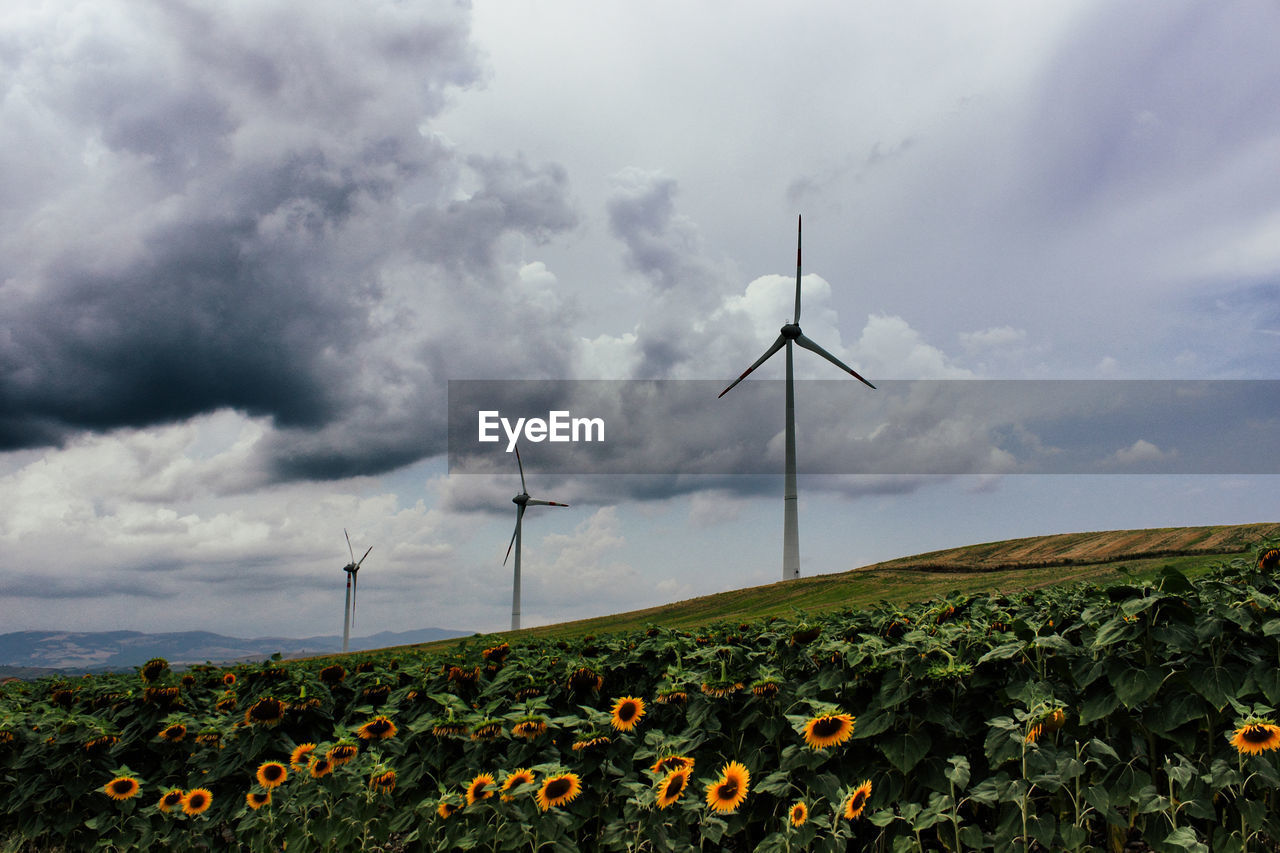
[526,498,568,507]
[503,506,525,565]
[718,334,787,398]
[357,546,372,568]
[794,214,802,324]
[345,528,354,563]
[515,443,527,494]
[794,333,876,389]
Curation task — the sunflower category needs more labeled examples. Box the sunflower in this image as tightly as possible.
[705,761,750,814]
[655,767,691,809]
[1258,548,1280,571]
[182,788,213,816]
[246,790,271,810]
[471,718,504,740]
[194,730,222,747]
[309,756,334,778]
[141,657,169,683]
[215,692,237,714]
[244,696,286,727]
[465,773,497,806]
[369,769,396,794]
[568,667,603,693]
[157,723,186,743]
[432,720,469,738]
[290,743,316,771]
[536,772,582,811]
[651,754,695,775]
[789,801,808,827]
[222,672,236,686]
[501,769,535,801]
[802,712,856,749]
[1025,723,1043,744]
[751,679,780,699]
[319,664,346,685]
[326,742,358,767]
[84,734,120,753]
[655,689,688,704]
[512,716,548,739]
[610,696,645,732]
[482,642,510,662]
[1230,721,1280,754]
[437,799,460,819]
[701,680,743,698]
[256,761,288,789]
[357,715,398,741]
[844,780,872,820]
[157,788,184,813]
[103,775,140,801]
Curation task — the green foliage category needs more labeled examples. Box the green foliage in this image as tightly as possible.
[2,545,1280,850]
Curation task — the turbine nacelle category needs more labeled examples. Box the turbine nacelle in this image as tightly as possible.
[780,322,802,340]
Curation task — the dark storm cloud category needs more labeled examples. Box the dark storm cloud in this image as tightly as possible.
[0,1,579,480]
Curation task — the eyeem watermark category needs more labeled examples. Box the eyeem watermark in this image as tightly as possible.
[478,410,605,452]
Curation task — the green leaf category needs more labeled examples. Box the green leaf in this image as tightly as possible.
[1080,691,1121,724]
[880,729,932,773]
[1190,664,1240,710]
[977,641,1024,664]
[1160,825,1209,853]
[1111,664,1163,708]
[945,754,970,791]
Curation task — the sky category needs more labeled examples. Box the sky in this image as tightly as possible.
[3,0,1280,640]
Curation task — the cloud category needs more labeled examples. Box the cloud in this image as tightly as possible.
[0,0,578,482]
[1107,438,1175,469]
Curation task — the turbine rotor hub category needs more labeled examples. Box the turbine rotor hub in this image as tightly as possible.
[780,323,801,339]
[513,493,529,506]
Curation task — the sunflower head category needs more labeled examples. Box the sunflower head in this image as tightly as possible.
[705,761,750,814]
[357,715,398,741]
[789,800,808,827]
[370,768,397,794]
[610,696,645,732]
[309,756,334,778]
[244,697,286,727]
[535,772,582,811]
[140,658,169,683]
[650,754,694,775]
[158,723,186,743]
[844,780,873,820]
[471,720,504,741]
[182,787,213,816]
[319,664,346,685]
[222,672,236,686]
[501,769,535,801]
[246,790,271,810]
[290,743,316,770]
[802,712,856,750]
[256,761,288,789]
[437,798,460,819]
[103,775,141,801]
[1258,548,1280,571]
[157,788,184,813]
[326,741,358,766]
[1230,719,1280,755]
[655,767,691,809]
[465,772,497,806]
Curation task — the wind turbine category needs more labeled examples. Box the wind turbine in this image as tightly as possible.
[341,529,372,653]
[718,216,876,581]
[503,444,568,631]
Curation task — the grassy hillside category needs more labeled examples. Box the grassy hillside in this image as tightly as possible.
[404,522,1280,652]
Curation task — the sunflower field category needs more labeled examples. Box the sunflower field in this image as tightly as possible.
[3,545,1280,852]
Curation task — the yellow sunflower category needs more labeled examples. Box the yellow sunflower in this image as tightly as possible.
[501,768,535,801]
[103,776,140,801]
[802,712,855,749]
[610,696,645,732]
[309,756,333,779]
[536,773,582,811]
[1230,721,1280,754]
[246,791,271,810]
[1258,548,1280,571]
[789,800,808,827]
[437,799,460,819]
[326,742,358,767]
[244,696,286,727]
[157,788,184,813]
[256,761,288,789]
[705,761,750,814]
[512,716,548,739]
[844,780,872,820]
[290,743,316,771]
[655,767,691,809]
[357,716,398,741]
[182,787,213,816]
[651,754,695,775]
[465,773,497,806]
[370,769,396,794]
[158,723,186,743]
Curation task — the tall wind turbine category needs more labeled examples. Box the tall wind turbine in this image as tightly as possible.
[719,216,876,581]
[341,529,372,653]
[504,444,568,631]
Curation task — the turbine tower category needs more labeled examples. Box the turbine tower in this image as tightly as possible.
[719,216,875,581]
[341,529,372,653]
[504,444,568,631]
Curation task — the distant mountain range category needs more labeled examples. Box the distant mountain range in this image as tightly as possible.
[0,627,470,678]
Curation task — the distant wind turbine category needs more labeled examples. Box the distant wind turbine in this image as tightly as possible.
[504,444,568,631]
[341,529,373,653]
[719,216,876,581]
